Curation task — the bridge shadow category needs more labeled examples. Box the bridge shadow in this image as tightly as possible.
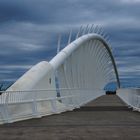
[74,95,132,111]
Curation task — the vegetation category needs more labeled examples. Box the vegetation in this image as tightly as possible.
[0,83,12,95]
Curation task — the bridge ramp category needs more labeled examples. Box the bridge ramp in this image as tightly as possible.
[0,95,140,140]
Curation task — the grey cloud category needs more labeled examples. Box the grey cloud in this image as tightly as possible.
[0,0,140,87]
[0,0,139,25]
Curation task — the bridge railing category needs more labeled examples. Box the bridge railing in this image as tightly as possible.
[0,88,104,124]
[117,88,140,112]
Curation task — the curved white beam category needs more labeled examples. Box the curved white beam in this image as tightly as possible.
[50,33,120,88]
[0,32,121,124]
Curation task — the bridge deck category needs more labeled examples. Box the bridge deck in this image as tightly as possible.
[0,95,140,140]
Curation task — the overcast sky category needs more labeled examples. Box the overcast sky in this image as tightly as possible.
[0,0,140,87]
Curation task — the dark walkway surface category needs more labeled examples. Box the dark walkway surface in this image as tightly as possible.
[0,95,140,140]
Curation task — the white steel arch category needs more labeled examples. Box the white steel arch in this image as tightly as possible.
[49,34,120,106]
[0,32,120,124]
[50,33,120,89]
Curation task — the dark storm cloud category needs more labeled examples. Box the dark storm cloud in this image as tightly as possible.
[0,0,53,23]
[0,0,139,25]
[0,0,140,87]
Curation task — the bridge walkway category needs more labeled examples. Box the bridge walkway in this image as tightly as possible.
[0,95,140,140]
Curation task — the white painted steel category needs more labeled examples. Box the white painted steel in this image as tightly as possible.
[50,34,120,87]
[0,33,120,124]
[8,61,56,91]
[117,88,140,112]
[53,34,119,107]
[0,88,104,124]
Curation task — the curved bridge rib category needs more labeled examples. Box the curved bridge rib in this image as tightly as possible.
[0,33,121,124]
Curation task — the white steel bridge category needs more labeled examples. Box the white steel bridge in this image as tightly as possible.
[0,25,139,124]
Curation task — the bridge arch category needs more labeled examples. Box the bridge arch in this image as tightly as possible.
[0,32,121,124]
[50,33,120,90]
